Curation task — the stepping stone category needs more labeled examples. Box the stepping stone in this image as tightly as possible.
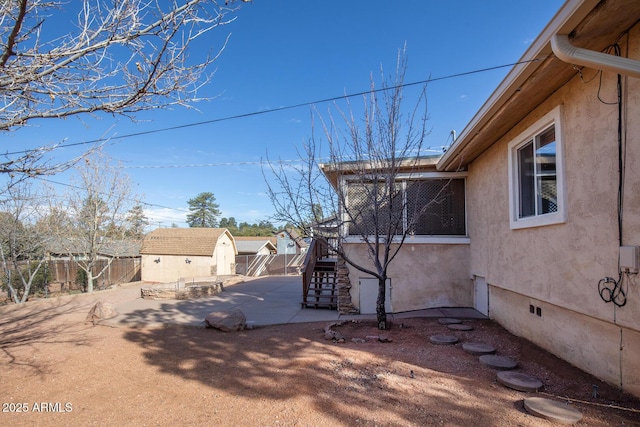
[438,318,462,325]
[462,342,496,355]
[447,323,474,331]
[430,335,459,345]
[497,371,543,392]
[524,397,583,424]
[479,354,518,370]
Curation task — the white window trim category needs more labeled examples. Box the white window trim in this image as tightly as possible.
[508,105,567,230]
[340,170,469,243]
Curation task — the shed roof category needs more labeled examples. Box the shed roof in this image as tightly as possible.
[140,228,236,256]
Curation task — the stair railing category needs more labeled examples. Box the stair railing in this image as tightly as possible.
[301,238,328,304]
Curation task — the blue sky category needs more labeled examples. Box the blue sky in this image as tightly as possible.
[4,0,565,228]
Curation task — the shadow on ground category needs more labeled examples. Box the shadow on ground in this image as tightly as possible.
[0,299,96,376]
[121,317,640,426]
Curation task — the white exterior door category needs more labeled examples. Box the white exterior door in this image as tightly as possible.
[474,276,489,316]
[216,244,230,275]
[359,278,392,315]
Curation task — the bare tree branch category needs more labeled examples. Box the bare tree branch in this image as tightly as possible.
[265,48,441,329]
[0,0,239,130]
[0,0,245,184]
[46,149,139,293]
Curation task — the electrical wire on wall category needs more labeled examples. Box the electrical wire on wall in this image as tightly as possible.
[598,274,628,307]
[594,41,635,308]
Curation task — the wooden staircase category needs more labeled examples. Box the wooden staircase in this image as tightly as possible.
[301,239,338,310]
[302,259,338,309]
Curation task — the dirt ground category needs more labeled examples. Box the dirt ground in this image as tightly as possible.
[1,285,640,426]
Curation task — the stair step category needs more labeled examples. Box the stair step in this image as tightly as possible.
[301,302,337,309]
[303,254,338,310]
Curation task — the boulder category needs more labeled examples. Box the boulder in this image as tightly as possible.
[205,309,246,332]
[85,301,117,325]
[323,321,347,342]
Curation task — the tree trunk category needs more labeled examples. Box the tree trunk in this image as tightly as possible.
[87,270,94,293]
[376,276,387,330]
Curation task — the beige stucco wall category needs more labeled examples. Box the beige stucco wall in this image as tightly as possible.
[141,233,237,282]
[343,242,472,313]
[141,254,214,283]
[489,286,639,394]
[466,24,640,395]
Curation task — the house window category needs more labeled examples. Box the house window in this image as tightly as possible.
[346,177,466,237]
[508,106,566,229]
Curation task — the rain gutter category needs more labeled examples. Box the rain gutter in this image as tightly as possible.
[551,34,640,78]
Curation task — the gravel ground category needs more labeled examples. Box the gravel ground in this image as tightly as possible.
[1,283,640,426]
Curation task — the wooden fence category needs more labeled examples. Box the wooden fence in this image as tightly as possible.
[48,258,141,291]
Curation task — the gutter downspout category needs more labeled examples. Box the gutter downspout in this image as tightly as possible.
[551,34,640,78]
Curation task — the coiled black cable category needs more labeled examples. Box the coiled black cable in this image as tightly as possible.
[598,274,627,307]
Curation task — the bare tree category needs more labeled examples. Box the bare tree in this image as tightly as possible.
[48,150,139,293]
[266,51,463,330]
[0,0,243,179]
[0,181,49,303]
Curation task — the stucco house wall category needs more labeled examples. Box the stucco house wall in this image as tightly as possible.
[462,14,640,396]
[343,242,472,313]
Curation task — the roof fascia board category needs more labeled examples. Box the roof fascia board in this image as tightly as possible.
[437,0,599,171]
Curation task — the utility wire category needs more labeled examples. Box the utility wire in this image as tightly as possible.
[5,59,543,157]
[35,176,189,213]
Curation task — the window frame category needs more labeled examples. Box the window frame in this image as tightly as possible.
[508,105,567,230]
[341,171,469,244]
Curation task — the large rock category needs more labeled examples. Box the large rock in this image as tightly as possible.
[85,301,117,325]
[205,309,246,332]
[324,322,346,341]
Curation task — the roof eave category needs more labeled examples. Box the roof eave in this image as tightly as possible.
[437,0,599,172]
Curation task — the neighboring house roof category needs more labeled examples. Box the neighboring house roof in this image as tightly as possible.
[275,228,309,248]
[233,236,278,246]
[438,0,640,172]
[46,238,141,258]
[140,228,236,256]
[234,239,277,255]
[99,240,142,258]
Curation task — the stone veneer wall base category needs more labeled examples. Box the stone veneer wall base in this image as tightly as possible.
[337,257,358,314]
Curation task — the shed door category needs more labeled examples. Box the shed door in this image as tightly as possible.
[216,243,230,275]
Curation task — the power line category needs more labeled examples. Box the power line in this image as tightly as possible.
[5,59,542,157]
[34,176,190,213]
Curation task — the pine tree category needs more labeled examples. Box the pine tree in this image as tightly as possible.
[186,192,221,228]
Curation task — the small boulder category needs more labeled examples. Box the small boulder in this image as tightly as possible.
[324,322,345,341]
[205,309,246,332]
[324,328,345,341]
[85,301,117,325]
